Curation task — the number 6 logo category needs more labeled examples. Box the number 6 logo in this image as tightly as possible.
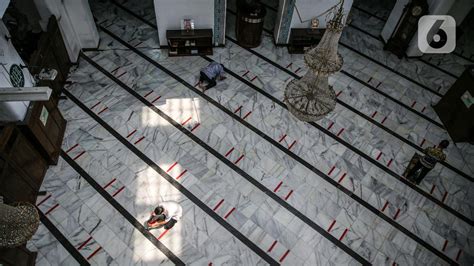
[418,15,456,54]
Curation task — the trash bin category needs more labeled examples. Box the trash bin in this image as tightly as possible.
[236,0,266,48]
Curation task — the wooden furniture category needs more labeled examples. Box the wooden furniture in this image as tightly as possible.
[0,245,37,266]
[236,1,266,48]
[166,29,213,57]
[29,16,72,106]
[384,0,428,58]
[18,100,66,165]
[0,125,48,204]
[434,65,474,143]
[287,28,325,54]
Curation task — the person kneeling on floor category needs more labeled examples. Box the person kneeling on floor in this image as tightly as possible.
[198,62,226,91]
[406,140,449,185]
[145,201,182,230]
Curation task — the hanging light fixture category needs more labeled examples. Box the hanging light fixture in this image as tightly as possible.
[284,0,346,122]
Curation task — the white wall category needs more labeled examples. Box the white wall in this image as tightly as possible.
[0,0,9,18]
[290,0,353,29]
[154,0,214,46]
[0,21,34,122]
[34,0,99,62]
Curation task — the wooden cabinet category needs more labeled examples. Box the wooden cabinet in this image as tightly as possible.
[0,125,48,204]
[0,245,37,266]
[287,28,325,54]
[18,100,66,165]
[167,29,213,57]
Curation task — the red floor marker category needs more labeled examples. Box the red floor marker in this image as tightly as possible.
[190,123,201,132]
[126,129,137,138]
[327,122,334,130]
[430,185,436,194]
[112,186,125,197]
[284,190,293,200]
[250,76,257,82]
[339,228,349,241]
[65,144,79,153]
[242,70,249,77]
[242,111,252,120]
[267,240,278,252]
[110,66,120,73]
[73,151,86,161]
[224,207,236,219]
[134,41,143,48]
[442,240,448,251]
[441,192,448,203]
[234,106,242,114]
[420,138,426,147]
[337,128,345,137]
[421,107,426,113]
[371,111,378,118]
[336,91,342,97]
[213,199,224,211]
[37,194,52,206]
[288,140,296,150]
[278,134,287,143]
[90,101,101,110]
[181,116,192,126]
[273,181,283,193]
[103,178,117,189]
[328,166,336,176]
[151,95,161,104]
[97,107,108,115]
[286,63,292,68]
[175,170,187,180]
[456,249,462,261]
[279,250,290,263]
[393,208,401,220]
[45,204,59,216]
[87,246,102,260]
[166,162,178,173]
[225,148,235,157]
[391,262,397,266]
[78,236,93,250]
[294,67,301,73]
[411,101,417,108]
[376,151,383,161]
[143,91,153,98]
[338,173,347,183]
[368,77,373,83]
[157,229,170,240]
[327,220,336,232]
[386,159,393,167]
[376,82,381,89]
[116,72,127,79]
[234,155,245,165]
[208,263,212,266]
[381,116,387,124]
[134,136,145,145]
[381,201,389,212]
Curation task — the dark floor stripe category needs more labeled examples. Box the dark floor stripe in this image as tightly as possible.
[110,0,157,28]
[99,22,455,265]
[352,5,387,21]
[38,210,90,265]
[94,25,371,265]
[60,150,184,265]
[62,87,279,265]
[347,23,459,78]
[226,36,474,182]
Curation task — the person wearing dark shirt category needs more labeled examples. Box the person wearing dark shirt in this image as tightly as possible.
[198,62,226,91]
[406,140,449,185]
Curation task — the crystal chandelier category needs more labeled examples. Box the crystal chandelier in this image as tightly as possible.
[284,0,346,122]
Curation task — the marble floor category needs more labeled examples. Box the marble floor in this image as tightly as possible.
[27,0,474,265]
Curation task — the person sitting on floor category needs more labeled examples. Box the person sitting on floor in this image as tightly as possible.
[145,201,183,230]
[406,140,449,185]
[198,62,226,91]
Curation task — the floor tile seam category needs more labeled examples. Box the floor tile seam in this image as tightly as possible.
[63,86,279,265]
